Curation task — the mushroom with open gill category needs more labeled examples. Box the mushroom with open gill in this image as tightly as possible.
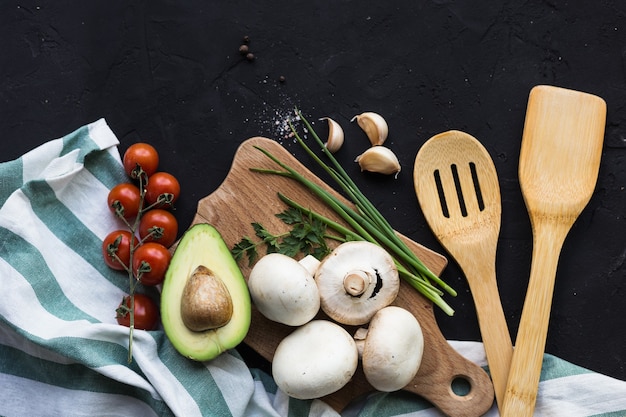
[314,241,399,326]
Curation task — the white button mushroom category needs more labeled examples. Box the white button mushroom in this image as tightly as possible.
[247,253,321,326]
[272,320,359,399]
[314,241,399,325]
[354,306,424,392]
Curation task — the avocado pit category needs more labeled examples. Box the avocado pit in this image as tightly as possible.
[181,265,233,332]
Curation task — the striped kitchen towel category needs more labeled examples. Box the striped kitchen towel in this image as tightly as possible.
[0,119,625,417]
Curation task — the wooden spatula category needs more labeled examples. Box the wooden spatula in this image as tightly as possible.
[414,130,512,412]
[501,85,606,417]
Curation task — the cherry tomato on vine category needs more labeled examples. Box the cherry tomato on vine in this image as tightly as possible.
[132,242,171,286]
[145,172,180,208]
[107,183,141,219]
[123,143,159,179]
[102,230,133,270]
[116,293,159,330]
[138,209,178,248]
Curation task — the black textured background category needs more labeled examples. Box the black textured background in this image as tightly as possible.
[1,1,625,382]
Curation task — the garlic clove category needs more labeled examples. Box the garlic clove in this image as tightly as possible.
[350,112,389,146]
[355,146,401,177]
[319,117,344,153]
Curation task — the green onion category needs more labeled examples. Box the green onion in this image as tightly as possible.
[251,109,456,315]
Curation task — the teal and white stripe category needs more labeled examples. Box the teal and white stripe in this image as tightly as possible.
[0,119,624,416]
[0,120,317,417]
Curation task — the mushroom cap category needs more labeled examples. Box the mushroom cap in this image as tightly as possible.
[314,241,399,325]
[272,320,359,399]
[357,306,424,392]
[247,253,320,326]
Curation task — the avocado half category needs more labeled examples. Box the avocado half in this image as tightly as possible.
[161,223,251,361]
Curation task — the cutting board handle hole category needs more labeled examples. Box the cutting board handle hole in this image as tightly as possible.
[450,376,472,397]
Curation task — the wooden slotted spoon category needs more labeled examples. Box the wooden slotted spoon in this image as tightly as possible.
[414,130,513,412]
[501,85,606,417]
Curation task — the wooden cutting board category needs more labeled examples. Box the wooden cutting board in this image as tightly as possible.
[190,137,494,417]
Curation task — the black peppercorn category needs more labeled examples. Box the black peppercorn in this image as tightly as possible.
[238,44,249,55]
[246,52,255,61]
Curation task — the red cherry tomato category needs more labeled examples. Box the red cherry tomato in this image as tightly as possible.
[138,209,178,248]
[107,183,141,219]
[145,172,180,208]
[102,230,133,270]
[132,242,171,286]
[116,293,159,330]
[123,143,159,179]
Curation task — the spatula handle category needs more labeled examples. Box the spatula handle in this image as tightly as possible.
[501,222,570,417]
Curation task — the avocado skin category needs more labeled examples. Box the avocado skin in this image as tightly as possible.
[161,223,251,361]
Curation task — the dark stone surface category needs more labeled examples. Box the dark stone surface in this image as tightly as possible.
[1,1,624,382]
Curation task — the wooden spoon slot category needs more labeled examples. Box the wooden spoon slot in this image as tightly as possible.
[434,162,486,219]
[469,162,486,212]
[433,169,450,218]
[451,164,468,217]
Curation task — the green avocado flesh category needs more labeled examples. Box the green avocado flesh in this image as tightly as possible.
[161,223,251,361]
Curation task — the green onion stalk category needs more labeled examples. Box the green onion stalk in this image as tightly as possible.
[251,109,456,315]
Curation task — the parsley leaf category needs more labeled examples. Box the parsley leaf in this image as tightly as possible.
[232,207,334,266]
[231,236,259,266]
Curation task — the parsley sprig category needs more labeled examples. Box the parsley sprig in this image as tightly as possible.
[232,206,348,267]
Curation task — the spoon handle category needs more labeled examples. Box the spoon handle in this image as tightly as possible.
[465,265,513,412]
[501,221,570,417]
